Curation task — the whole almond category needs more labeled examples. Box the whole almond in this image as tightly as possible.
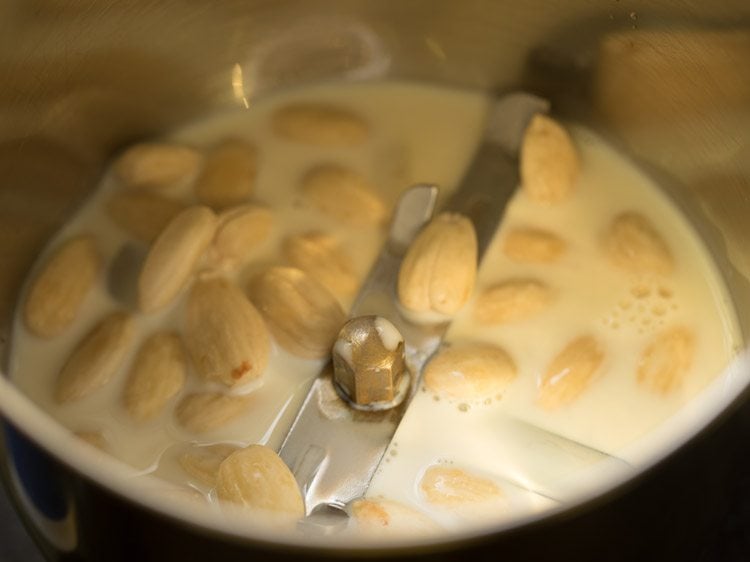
[398,213,477,316]
[419,465,503,506]
[350,499,438,536]
[249,266,345,359]
[301,164,387,226]
[212,204,273,262]
[55,311,134,403]
[537,335,605,410]
[637,326,695,394]
[24,235,101,338]
[216,445,304,519]
[138,205,217,313]
[475,278,553,324]
[106,191,186,243]
[503,227,566,263]
[194,139,257,209]
[272,103,369,146]
[423,342,516,400]
[179,444,239,488]
[604,211,674,275]
[282,232,358,297]
[520,114,579,204]
[113,142,202,191]
[175,391,253,433]
[186,278,270,386]
[122,332,186,422]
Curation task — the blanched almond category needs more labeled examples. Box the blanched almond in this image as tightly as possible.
[138,205,217,313]
[194,139,257,209]
[537,335,605,410]
[249,266,345,359]
[272,103,369,146]
[282,232,358,297]
[106,191,186,243]
[186,278,269,386]
[637,326,695,394]
[175,392,253,433]
[423,342,516,400]
[113,142,202,191]
[475,278,553,324]
[301,164,386,226]
[604,211,674,275]
[419,465,503,506]
[122,332,186,422]
[24,235,101,338]
[398,213,477,316]
[520,114,579,204]
[503,227,566,263]
[179,444,239,487]
[349,499,438,536]
[212,204,273,262]
[55,311,134,403]
[216,445,304,519]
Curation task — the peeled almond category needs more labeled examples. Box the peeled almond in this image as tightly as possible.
[113,142,202,191]
[637,326,695,394]
[604,211,674,275]
[502,227,566,263]
[194,139,257,209]
[537,335,605,410]
[272,103,369,146]
[106,191,186,243]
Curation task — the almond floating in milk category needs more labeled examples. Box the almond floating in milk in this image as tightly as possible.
[113,142,203,192]
[216,445,304,520]
[520,114,579,204]
[194,139,257,209]
[301,164,387,226]
[24,235,101,338]
[502,227,566,263]
[474,278,553,324]
[398,212,477,317]
[106,191,186,243]
[138,205,217,313]
[637,326,695,395]
[211,204,274,264]
[349,498,439,537]
[55,311,134,403]
[272,103,369,146]
[604,211,674,275]
[423,342,516,400]
[537,335,606,410]
[283,231,359,298]
[248,266,345,359]
[419,465,503,506]
[175,391,254,434]
[122,332,186,422]
[185,278,269,386]
[179,443,239,488]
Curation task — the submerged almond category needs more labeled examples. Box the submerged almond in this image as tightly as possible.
[175,392,253,433]
[74,430,108,451]
[604,211,674,275]
[637,326,695,394]
[419,465,503,506]
[107,191,186,243]
[282,232,358,297]
[216,445,304,519]
[138,205,217,313]
[398,213,477,316]
[55,311,134,403]
[249,266,345,359]
[424,343,516,400]
[475,278,553,324]
[212,204,273,263]
[186,278,270,386]
[122,332,186,422]
[301,164,387,226]
[113,142,202,191]
[537,335,605,410]
[24,235,101,338]
[194,139,257,209]
[272,103,369,146]
[179,444,239,488]
[349,499,438,537]
[503,227,566,263]
[520,114,579,204]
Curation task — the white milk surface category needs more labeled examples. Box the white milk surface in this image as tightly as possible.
[8,81,741,535]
